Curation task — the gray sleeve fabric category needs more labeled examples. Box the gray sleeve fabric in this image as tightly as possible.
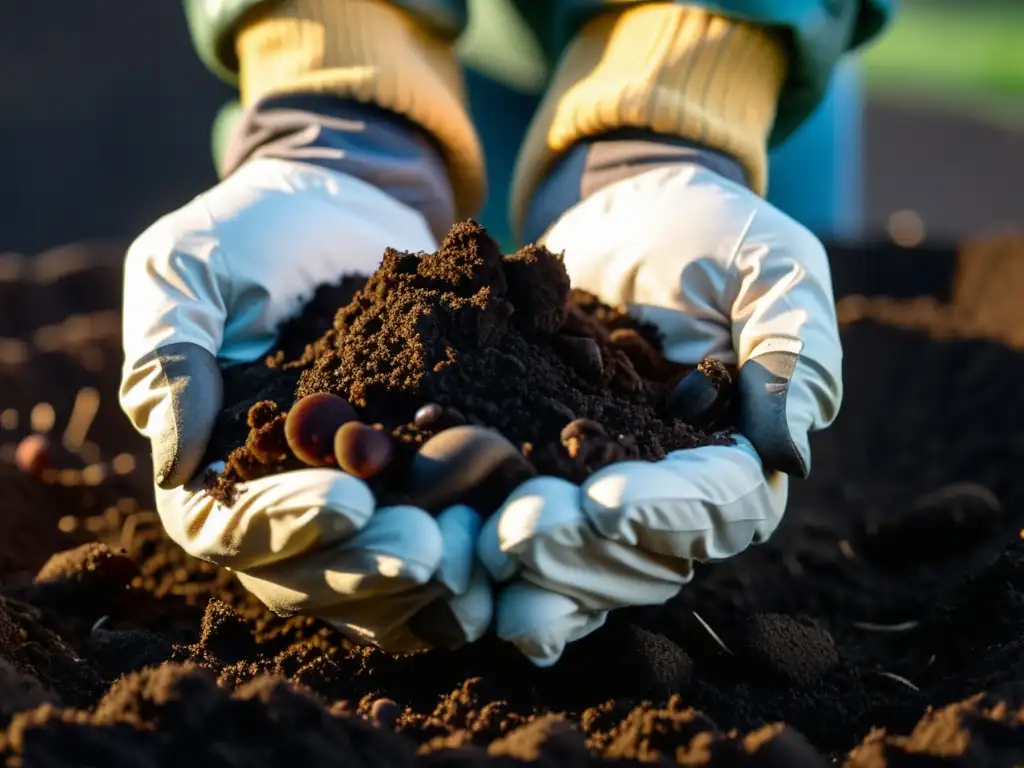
[522,131,749,245]
[222,95,456,243]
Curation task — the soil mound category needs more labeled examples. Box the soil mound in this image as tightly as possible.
[207,222,732,506]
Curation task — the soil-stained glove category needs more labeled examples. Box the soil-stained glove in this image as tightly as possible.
[119,157,491,651]
[479,162,842,666]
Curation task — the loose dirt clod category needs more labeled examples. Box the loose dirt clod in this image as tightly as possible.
[734,614,839,688]
[407,425,534,512]
[34,542,137,588]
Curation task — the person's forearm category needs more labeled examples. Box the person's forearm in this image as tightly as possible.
[233,0,484,225]
[512,3,788,238]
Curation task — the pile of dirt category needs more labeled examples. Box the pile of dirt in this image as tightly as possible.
[2,236,1024,766]
[205,222,732,508]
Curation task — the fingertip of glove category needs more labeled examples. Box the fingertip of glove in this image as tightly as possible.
[153,448,196,490]
[516,644,563,668]
[434,504,482,595]
[131,343,224,490]
[738,350,811,478]
[436,504,482,538]
[477,512,518,582]
[452,570,494,643]
[323,472,377,524]
[153,462,177,491]
[366,505,445,574]
[496,586,581,667]
[497,476,583,548]
[477,477,583,582]
[581,460,678,510]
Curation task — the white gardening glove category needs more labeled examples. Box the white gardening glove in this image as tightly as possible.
[479,164,842,665]
[119,157,491,651]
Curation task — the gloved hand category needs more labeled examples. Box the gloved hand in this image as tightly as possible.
[119,157,491,652]
[478,162,843,665]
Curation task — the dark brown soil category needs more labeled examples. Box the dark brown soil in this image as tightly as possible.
[3,235,1024,766]
[205,222,732,508]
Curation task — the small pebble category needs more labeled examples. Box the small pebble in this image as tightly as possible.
[334,422,394,479]
[414,403,444,430]
[370,697,400,729]
[408,425,534,511]
[667,366,723,427]
[285,393,359,467]
[15,434,51,477]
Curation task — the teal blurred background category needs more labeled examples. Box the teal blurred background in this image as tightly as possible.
[0,0,1020,257]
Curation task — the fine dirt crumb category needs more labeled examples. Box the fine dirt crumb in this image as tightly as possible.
[206,221,733,506]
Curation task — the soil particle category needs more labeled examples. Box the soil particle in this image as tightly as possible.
[206,221,730,507]
[370,697,402,729]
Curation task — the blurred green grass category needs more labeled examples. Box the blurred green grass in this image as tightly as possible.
[863,3,1024,111]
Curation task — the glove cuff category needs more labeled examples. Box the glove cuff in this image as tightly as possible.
[510,2,787,237]
[235,0,485,220]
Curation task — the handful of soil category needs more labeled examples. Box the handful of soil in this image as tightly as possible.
[205,222,735,512]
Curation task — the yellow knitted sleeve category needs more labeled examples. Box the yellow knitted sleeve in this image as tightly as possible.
[235,0,485,221]
[511,2,789,235]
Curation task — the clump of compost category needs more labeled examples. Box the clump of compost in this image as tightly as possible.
[205,222,735,510]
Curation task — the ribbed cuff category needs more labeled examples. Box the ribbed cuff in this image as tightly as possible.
[511,3,788,237]
[236,0,485,220]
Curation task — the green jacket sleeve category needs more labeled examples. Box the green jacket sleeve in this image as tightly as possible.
[186,0,895,145]
[183,0,468,85]
[509,0,896,145]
